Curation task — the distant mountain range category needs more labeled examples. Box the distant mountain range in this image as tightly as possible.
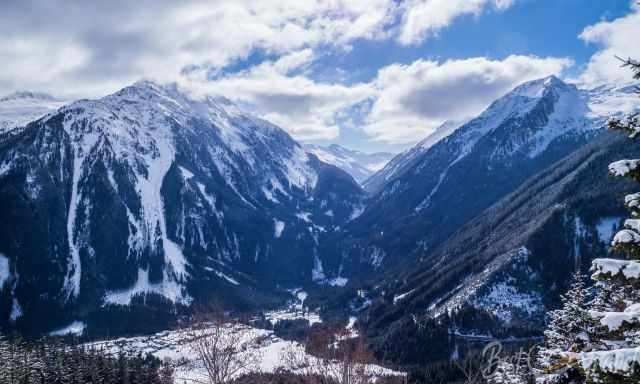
[303,144,395,184]
[0,91,66,134]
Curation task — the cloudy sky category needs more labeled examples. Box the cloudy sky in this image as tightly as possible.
[1,1,637,152]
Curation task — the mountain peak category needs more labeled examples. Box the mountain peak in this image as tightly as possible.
[108,80,246,122]
[0,91,57,102]
[116,79,180,100]
[509,75,570,99]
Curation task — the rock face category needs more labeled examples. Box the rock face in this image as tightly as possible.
[321,76,626,278]
[303,144,395,184]
[0,81,364,334]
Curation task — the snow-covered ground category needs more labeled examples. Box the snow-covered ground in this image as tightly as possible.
[84,291,400,383]
[89,323,398,383]
[50,321,86,337]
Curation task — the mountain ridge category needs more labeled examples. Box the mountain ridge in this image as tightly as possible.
[358,130,639,367]
[319,75,635,280]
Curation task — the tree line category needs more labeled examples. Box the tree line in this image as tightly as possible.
[0,335,174,384]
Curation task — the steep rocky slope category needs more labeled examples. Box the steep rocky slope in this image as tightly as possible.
[358,130,638,366]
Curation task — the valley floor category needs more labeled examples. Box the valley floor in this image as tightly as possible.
[85,292,401,383]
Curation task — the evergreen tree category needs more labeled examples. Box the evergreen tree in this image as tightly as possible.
[575,57,640,382]
[537,271,591,372]
[0,333,166,384]
[534,58,640,384]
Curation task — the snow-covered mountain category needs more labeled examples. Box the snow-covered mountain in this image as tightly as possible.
[320,76,639,278]
[0,91,66,134]
[0,81,364,334]
[303,144,394,184]
[362,120,462,193]
[359,130,640,366]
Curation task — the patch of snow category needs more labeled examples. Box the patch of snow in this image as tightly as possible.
[211,269,239,285]
[609,159,640,177]
[196,182,223,223]
[296,212,312,223]
[591,258,640,280]
[179,166,195,180]
[312,253,326,282]
[0,253,9,287]
[50,321,86,337]
[63,128,99,299]
[10,298,22,322]
[274,220,285,238]
[626,192,640,211]
[262,186,280,203]
[393,289,415,305]
[282,146,318,191]
[612,228,640,246]
[326,277,348,287]
[578,347,640,376]
[591,303,640,331]
[349,205,364,221]
[104,268,192,306]
[474,281,543,323]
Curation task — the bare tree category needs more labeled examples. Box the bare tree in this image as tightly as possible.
[282,325,388,384]
[186,304,262,384]
[453,352,487,384]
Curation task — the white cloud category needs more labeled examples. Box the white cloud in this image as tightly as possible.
[397,0,516,45]
[0,0,524,98]
[0,0,397,98]
[186,50,375,141]
[578,4,640,87]
[362,55,573,143]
